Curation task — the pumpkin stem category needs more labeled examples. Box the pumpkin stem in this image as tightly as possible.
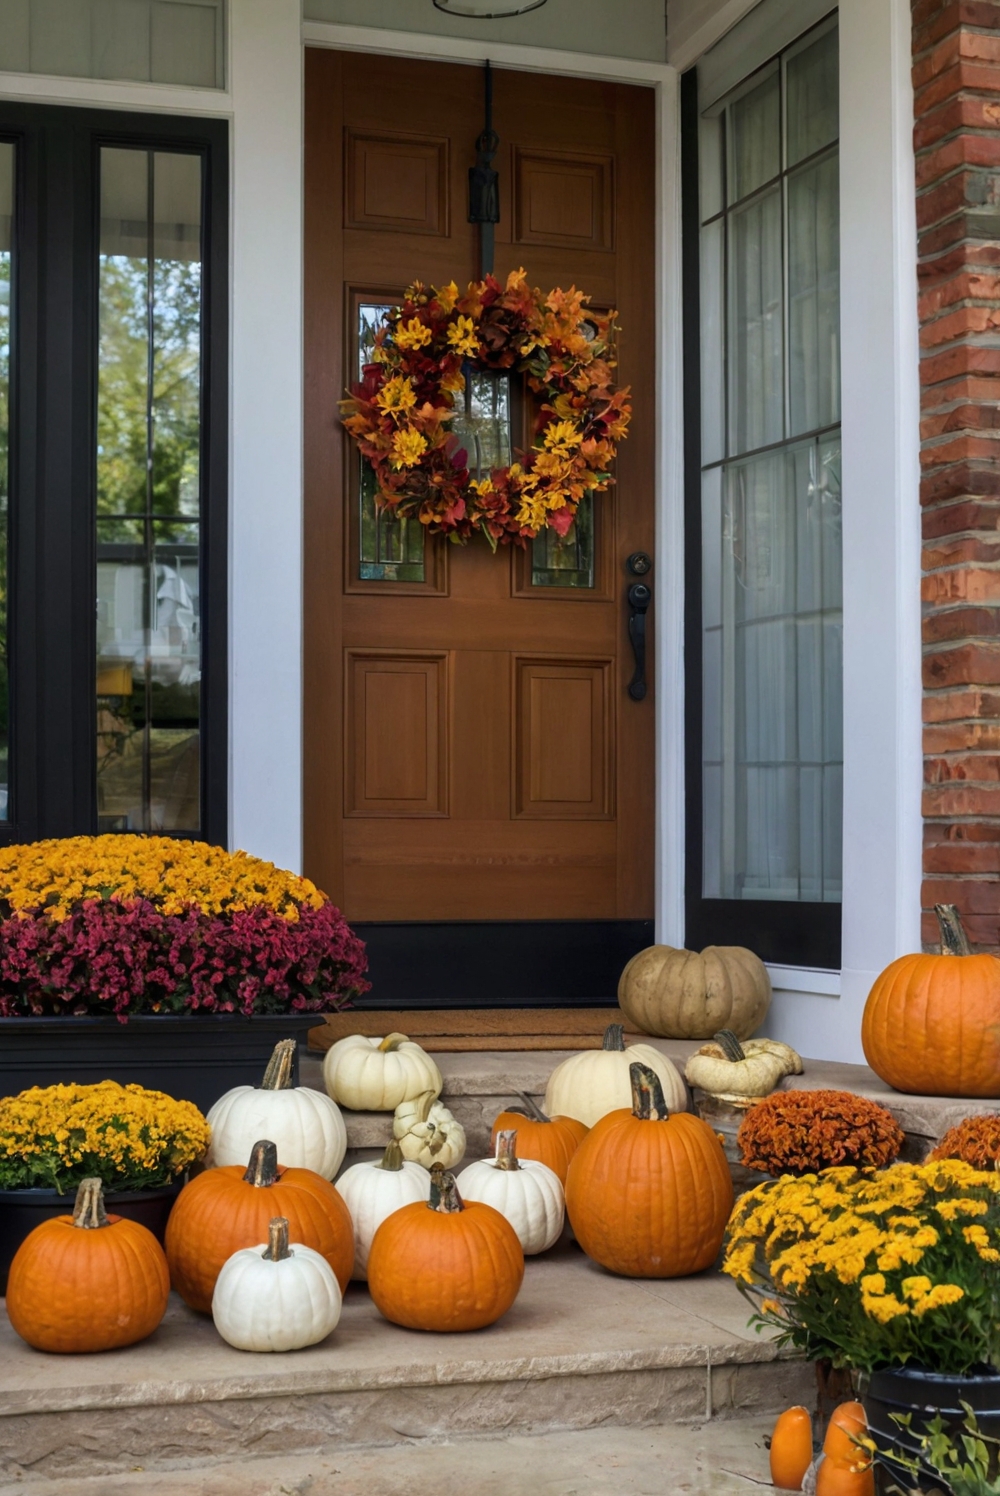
[244,1139,280,1187]
[376,1139,405,1172]
[260,1038,296,1091]
[516,1091,550,1123]
[428,1165,464,1214]
[493,1129,521,1171]
[630,1062,670,1121]
[714,1029,747,1063]
[603,1022,626,1052]
[412,1089,437,1124]
[262,1216,292,1261]
[72,1177,109,1230]
[379,1032,409,1053]
[935,903,973,956]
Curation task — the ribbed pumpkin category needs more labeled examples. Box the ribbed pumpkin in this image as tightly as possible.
[7,1177,169,1353]
[565,1062,733,1277]
[617,942,771,1039]
[544,1022,687,1129]
[490,1093,588,1185]
[206,1038,347,1177]
[769,1405,814,1492]
[367,1166,524,1332]
[165,1139,354,1312]
[861,904,1000,1098]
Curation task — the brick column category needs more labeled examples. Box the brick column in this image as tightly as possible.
[914,0,1000,949]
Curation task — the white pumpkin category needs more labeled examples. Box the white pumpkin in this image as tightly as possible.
[393,1090,466,1170]
[211,1217,342,1353]
[206,1038,347,1178]
[456,1129,564,1255]
[335,1139,431,1280]
[543,1022,687,1128]
[323,1032,443,1112]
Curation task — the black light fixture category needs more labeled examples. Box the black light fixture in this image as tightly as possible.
[433,0,547,15]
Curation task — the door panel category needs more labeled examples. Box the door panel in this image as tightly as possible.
[304,50,656,991]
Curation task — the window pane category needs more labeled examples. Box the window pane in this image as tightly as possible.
[728,187,783,455]
[531,493,594,589]
[0,143,11,821]
[786,24,839,167]
[96,146,203,833]
[700,217,725,465]
[356,300,425,583]
[788,150,840,436]
[728,65,780,202]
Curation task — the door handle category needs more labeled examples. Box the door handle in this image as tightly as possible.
[627,580,651,701]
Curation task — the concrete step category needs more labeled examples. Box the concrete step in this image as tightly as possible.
[0,1244,804,1484]
[6,1416,786,1496]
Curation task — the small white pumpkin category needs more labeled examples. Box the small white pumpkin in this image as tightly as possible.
[323,1032,443,1112]
[393,1090,466,1170]
[335,1139,431,1280]
[211,1216,342,1353]
[456,1129,564,1255]
[685,1029,803,1102]
[544,1023,687,1129]
[206,1039,347,1177]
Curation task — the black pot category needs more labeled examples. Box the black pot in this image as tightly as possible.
[0,1181,183,1294]
[0,1013,318,1113]
[865,1365,1000,1495]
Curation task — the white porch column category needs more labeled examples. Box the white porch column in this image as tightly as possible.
[229,0,304,869]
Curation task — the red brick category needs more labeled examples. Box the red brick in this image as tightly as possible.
[923,499,1000,536]
[925,751,1000,780]
[923,641,1000,686]
[914,93,1000,151]
[922,605,1000,643]
[923,686,1000,719]
[920,304,1000,348]
[914,2,1000,56]
[922,875,1000,910]
[920,343,1000,386]
[919,271,1000,315]
[922,374,1000,407]
[920,461,1000,504]
[923,533,1000,564]
[915,59,1000,117]
[923,839,1000,870]
[919,242,1000,286]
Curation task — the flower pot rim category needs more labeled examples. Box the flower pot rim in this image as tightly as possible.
[0,1012,319,1026]
[869,1364,1000,1387]
[0,1180,185,1203]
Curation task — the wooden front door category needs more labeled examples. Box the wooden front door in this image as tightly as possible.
[304,50,656,1006]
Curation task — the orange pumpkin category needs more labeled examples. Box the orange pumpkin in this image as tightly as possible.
[862,903,1000,1097]
[816,1402,875,1496]
[490,1093,588,1184]
[165,1138,354,1312]
[769,1405,814,1491]
[565,1061,733,1277]
[7,1177,169,1353]
[815,1456,875,1496]
[367,1166,524,1332]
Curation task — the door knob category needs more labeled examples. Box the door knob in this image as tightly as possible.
[627,580,651,701]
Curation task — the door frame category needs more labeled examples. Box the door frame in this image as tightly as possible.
[301,18,687,956]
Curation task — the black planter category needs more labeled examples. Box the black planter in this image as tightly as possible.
[0,1014,318,1113]
[865,1365,1000,1495]
[0,1181,183,1294]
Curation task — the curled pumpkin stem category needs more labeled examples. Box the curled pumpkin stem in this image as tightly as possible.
[935,903,972,957]
[428,1166,464,1214]
[260,1038,296,1091]
[376,1139,405,1172]
[379,1032,409,1053]
[630,1062,670,1121]
[244,1139,280,1187]
[72,1177,109,1230]
[714,1029,747,1063]
[493,1129,521,1171]
[603,1022,626,1053]
[263,1216,292,1261]
[515,1091,549,1123]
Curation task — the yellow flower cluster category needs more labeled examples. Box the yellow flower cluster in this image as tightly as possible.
[0,1081,210,1190]
[0,835,325,921]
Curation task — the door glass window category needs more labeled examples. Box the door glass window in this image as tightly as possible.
[0,143,11,823]
[700,16,842,904]
[357,301,425,583]
[531,495,595,589]
[96,146,203,833]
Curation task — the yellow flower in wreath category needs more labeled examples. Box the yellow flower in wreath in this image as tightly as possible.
[375,375,417,417]
[390,428,429,469]
[446,314,479,358]
[394,317,433,351]
[543,420,582,456]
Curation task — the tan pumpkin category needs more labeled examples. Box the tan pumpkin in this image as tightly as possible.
[685,1029,803,1102]
[618,943,771,1040]
[544,1023,687,1129]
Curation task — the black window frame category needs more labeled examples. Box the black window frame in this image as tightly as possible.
[680,65,841,971]
[0,102,228,847]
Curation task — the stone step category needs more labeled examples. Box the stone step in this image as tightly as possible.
[0,1245,803,1484]
[7,1416,786,1495]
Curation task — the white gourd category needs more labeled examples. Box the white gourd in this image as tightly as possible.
[456,1130,564,1255]
[684,1029,803,1101]
[323,1033,443,1111]
[335,1139,431,1280]
[206,1039,347,1177]
[393,1090,466,1170]
[544,1023,687,1129]
[211,1217,342,1353]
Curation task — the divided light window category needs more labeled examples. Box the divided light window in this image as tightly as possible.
[686,13,842,968]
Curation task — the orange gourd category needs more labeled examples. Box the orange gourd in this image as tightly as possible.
[7,1177,169,1353]
[367,1166,524,1332]
[769,1405,814,1491]
[815,1457,875,1496]
[165,1138,354,1312]
[564,1061,734,1277]
[862,903,1000,1097]
[490,1093,588,1184]
[816,1403,875,1496]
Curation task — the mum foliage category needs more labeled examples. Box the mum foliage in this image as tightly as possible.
[725,1159,1000,1375]
[737,1088,904,1175]
[931,1114,1000,1170]
[0,836,368,1019]
[340,269,631,546]
[0,1081,209,1191]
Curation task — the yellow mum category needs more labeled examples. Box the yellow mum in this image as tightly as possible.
[375,376,418,417]
[390,428,428,469]
[393,317,433,351]
[446,315,479,358]
[912,1283,965,1317]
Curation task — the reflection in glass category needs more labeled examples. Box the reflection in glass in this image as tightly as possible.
[729,188,783,456]
[788,151,840,436]
[0,144,11,822]
[451,369,511,480]
[531,494,594,589]
[729,65,779,202]
[96,147,202,832]
[786,25,839,167]
[357,302,425,583]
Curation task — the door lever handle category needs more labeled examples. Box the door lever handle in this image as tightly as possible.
[627,581,651,701]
